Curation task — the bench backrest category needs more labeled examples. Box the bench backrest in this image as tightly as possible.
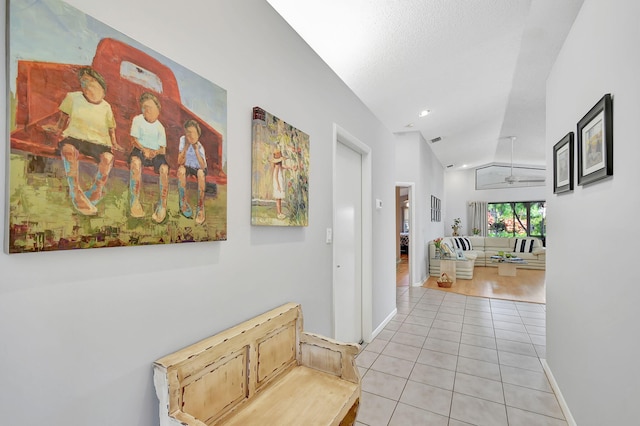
[154,303,303,425]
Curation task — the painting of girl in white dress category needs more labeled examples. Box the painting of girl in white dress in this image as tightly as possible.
[251,107,309,226]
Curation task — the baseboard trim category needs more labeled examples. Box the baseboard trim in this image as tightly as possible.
[412,274,427,287]
[370,307,398,340]
[541,359,576,426]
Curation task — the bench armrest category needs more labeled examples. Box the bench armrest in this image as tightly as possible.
[154,366,209,426]
[300,332,361,384]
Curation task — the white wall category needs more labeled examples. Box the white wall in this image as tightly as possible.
[395,132,444,284]
[444,169,546,236]
[546,0,640,424]
[0,1,397,425]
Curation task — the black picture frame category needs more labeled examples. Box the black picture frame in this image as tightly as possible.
[577,93,613,185]
[430,195,441,222]
[553,132,574,194]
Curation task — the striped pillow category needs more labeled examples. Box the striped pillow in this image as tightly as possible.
[513,238,536,253]
[453,237,472,251]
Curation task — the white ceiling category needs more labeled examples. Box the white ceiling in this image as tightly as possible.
[266,0,584,172]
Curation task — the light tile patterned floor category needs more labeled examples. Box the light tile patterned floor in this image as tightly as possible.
[355,286,566,426]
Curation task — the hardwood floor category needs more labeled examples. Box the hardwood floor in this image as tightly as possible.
[423,266,545,304]
[397,254,545,303]
[396,254,409,287]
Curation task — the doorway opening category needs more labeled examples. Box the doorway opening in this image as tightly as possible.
[395,183,415,287]
[396,186,410,286]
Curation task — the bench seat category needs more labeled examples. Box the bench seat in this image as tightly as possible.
[154,303,361,426]
[220,366,359,426]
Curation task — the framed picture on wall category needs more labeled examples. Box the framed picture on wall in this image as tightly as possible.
[251,107,309,226]
[553,132,574,194]
[7,0,228,253]
[430,195,441,222]
[577,93,613,185]
[430,197,434,221]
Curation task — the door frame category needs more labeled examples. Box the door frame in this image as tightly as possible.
[395,182,416,286]
[332,124,373,343]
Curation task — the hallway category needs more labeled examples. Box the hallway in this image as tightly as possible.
[355,286,563,425]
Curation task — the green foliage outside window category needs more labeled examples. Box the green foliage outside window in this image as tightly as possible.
[487,201,545,240]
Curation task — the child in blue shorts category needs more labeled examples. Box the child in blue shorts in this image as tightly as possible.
[177,120,207,225]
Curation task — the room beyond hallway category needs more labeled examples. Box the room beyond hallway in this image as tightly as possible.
[354,286,562,426]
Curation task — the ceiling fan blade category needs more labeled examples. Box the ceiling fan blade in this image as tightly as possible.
[501,174,545,186]
[482,182,511,188]
[518,178,546,183]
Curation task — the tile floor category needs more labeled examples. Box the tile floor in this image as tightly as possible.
[355,286,565,426]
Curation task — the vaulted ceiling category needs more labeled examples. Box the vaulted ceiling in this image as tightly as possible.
[267,0,584,172]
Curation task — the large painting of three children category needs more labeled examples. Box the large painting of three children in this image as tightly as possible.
[7,0,227,253]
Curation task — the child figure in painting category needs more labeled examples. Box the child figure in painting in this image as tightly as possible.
[44,67,122,215]
[128,92,169,223]
[177,120,207,225]
[271,150,287,220]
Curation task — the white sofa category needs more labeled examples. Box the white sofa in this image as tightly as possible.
[429,236,546,279]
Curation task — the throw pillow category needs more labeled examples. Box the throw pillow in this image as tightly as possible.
[453,237,472,251]
[441,241,455,257]
[513,238,536,253]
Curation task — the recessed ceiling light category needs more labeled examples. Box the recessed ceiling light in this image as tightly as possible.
[461,164,468,168]
[418,110,431,118]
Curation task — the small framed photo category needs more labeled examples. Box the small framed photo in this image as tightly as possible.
[430,195,441,222]
[577,94,613,185]
[553,132,574,194]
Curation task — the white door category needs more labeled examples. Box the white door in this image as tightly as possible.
[334,141,362,343]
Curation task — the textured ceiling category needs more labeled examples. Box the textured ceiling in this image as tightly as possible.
[267,0,584,172]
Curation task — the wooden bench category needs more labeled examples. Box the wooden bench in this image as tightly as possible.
[153,303,361,425]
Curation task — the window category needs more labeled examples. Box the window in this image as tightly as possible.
[120,61,163,93]
[487,201,546,241]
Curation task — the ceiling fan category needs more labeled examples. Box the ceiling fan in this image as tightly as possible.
[475,137,546,190]
[503,136,545,184]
